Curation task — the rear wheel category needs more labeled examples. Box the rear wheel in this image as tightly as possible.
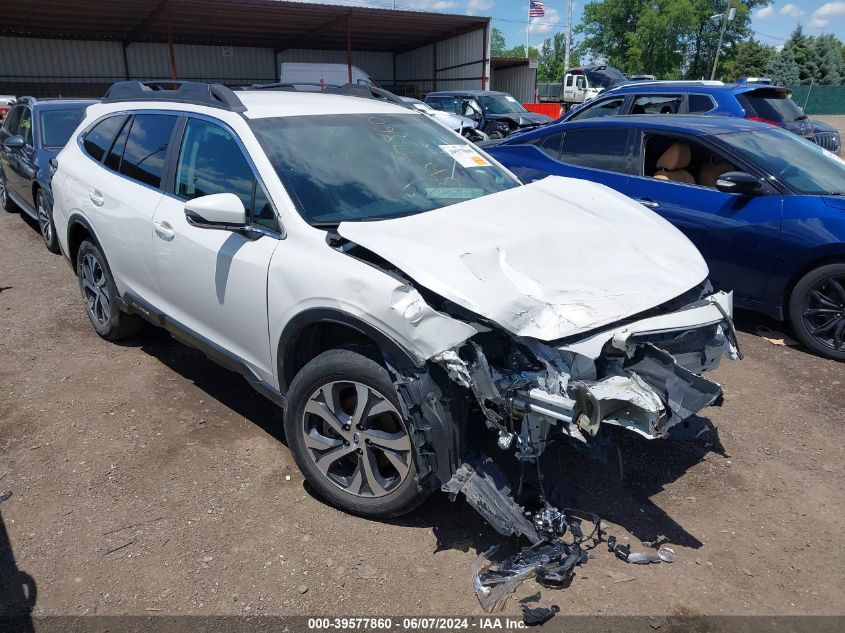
[284,349,427,518]
[788,263,845,361]
[1,177,17,212]
[76,240,144,340]
[36,189,59,253]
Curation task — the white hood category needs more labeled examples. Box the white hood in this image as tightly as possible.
[337,177,708,342]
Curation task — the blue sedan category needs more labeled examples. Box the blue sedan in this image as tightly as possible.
[486,116,845,360]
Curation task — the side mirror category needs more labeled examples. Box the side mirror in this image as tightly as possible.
[715,171,763,195]
[184,193,247,230]
[3,135,24,148]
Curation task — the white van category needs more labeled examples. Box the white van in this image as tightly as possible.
[279,62,375,88]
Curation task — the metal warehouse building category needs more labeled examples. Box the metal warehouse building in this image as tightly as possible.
[0,0,537,101]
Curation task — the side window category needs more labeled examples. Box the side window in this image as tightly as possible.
[104,116,131,171]
[2,106,22,135]
[18,107,32,145]
[560,129,629,173]
[576,76,586,90]
[120,114,177,188]
[642,134,736,188]
[176,118,278,231]
[528,132,564,160]
[570,97,625,121]
[82,115,126,163]
[630,95,681,115]
[565,75,573,87]
[688,94,715,114]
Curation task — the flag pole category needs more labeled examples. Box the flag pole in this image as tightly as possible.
[526,1,530,57]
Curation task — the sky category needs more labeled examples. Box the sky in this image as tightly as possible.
[298,1,845,52]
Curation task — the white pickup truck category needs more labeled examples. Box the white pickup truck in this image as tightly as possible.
[538,64,630,111]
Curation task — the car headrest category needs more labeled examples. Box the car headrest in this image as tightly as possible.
[656,142,691,170]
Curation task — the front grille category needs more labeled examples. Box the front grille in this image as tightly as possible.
[814,131,841,153]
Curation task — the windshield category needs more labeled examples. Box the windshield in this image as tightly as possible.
[478,94,527,115]
[249,113,518,225]
[584,66,628,90]
[40,108,87,148]
[722,129,845,195]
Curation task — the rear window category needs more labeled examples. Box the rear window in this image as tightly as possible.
[737,89,803,122]
[40,108,87,148]
[560,129,629,173]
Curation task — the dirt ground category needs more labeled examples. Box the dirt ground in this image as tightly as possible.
[1,173,844,619]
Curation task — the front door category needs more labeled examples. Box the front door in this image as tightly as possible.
[626,131,783,305]
[152,116,280,382]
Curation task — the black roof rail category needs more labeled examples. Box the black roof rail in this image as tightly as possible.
[243,82,405,105]
[12,96,36,105]
[102,81,246,113]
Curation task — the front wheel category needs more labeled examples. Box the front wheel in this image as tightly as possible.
[284,349,427,518]
[76,240,144,340]
[36,189,59,253]
[788,263,845,361]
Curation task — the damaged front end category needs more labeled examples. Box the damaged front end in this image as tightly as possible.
[390,283,739,541]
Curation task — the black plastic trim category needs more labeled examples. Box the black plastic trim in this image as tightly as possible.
[278,308,421,394]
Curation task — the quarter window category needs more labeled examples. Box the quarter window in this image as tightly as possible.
[176,118,278,230]
[528,132,564,160]
[560,129,629,173]
[82,115,126,163]
[104,117,130,171]
[688,94,715,113]
[119,114,176,188]
[570,97,625,120]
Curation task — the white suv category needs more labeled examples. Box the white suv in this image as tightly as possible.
[52,81,738,534]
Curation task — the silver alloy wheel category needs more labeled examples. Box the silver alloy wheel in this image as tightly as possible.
[301,380,412,498]
[81,252,111,326]
[0,180,7,207]
[37,193,52,245]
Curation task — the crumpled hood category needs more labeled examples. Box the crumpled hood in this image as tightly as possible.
[337,177,708,341]
[431,110,477,131]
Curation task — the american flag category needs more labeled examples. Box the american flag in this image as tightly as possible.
[529,0,545,18]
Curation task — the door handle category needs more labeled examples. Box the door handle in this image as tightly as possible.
[154,220,175,241]
[89,189,104,207]
[636,198,660,209]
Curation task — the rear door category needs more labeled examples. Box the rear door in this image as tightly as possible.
[625,129,783,304]
[152,116,280,381]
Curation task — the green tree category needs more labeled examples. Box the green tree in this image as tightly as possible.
[727,39,775,80]
[491,27,508,57]
[686,1,764,80]
[813,34,845,85]
[578,0,645,72]
[627,0,697,79]
[766,47,800,86]
[536,32,578,82]
[784,26,817,85]
[502,44,540,58]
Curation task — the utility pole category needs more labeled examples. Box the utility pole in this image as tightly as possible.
[710,2,735,80]
[563,0,573,72]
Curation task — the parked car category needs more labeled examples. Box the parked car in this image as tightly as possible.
[51,81,736,531]
[0,96,15,120]
[559,81,841,155]
[425,90,552,138]
[0,96,95,252]
[279,62,376,87]
[398,96,486,141]
[486,115,845,360]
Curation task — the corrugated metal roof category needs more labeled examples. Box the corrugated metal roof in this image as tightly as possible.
[1,0,488,53]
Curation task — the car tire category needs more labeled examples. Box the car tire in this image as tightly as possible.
[1,176,17,212]
[76,240,144,341]
[36,189,59,253]
[788,263,845,361]
[284,348,428,518]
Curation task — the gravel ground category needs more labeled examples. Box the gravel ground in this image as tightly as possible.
[0,195,843,618]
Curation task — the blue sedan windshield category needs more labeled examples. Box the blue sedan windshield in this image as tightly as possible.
[722,129,845,195]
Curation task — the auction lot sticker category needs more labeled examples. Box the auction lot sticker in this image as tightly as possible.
[439,144,491,168]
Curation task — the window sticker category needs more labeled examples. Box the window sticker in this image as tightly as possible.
[439,144,491,168]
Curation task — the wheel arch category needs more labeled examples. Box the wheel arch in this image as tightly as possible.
[278,309,421,395]
[782,247,845,322]
[66,213,102,273]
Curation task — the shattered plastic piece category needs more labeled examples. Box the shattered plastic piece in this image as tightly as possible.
[522,604,559,626]
[443,456,541,543]
[432,349,472,388]
[471,542,564,611]
[608,535,676,564]
[643,535,669,549]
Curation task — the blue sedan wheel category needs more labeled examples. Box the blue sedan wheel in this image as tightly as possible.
[790,263,845,361]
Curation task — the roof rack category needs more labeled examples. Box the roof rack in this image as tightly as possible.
[102,81,246,113]
[243,82,405,105]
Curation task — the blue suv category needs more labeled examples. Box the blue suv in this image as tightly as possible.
[486,115,845,360]
[559,81,841,155]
